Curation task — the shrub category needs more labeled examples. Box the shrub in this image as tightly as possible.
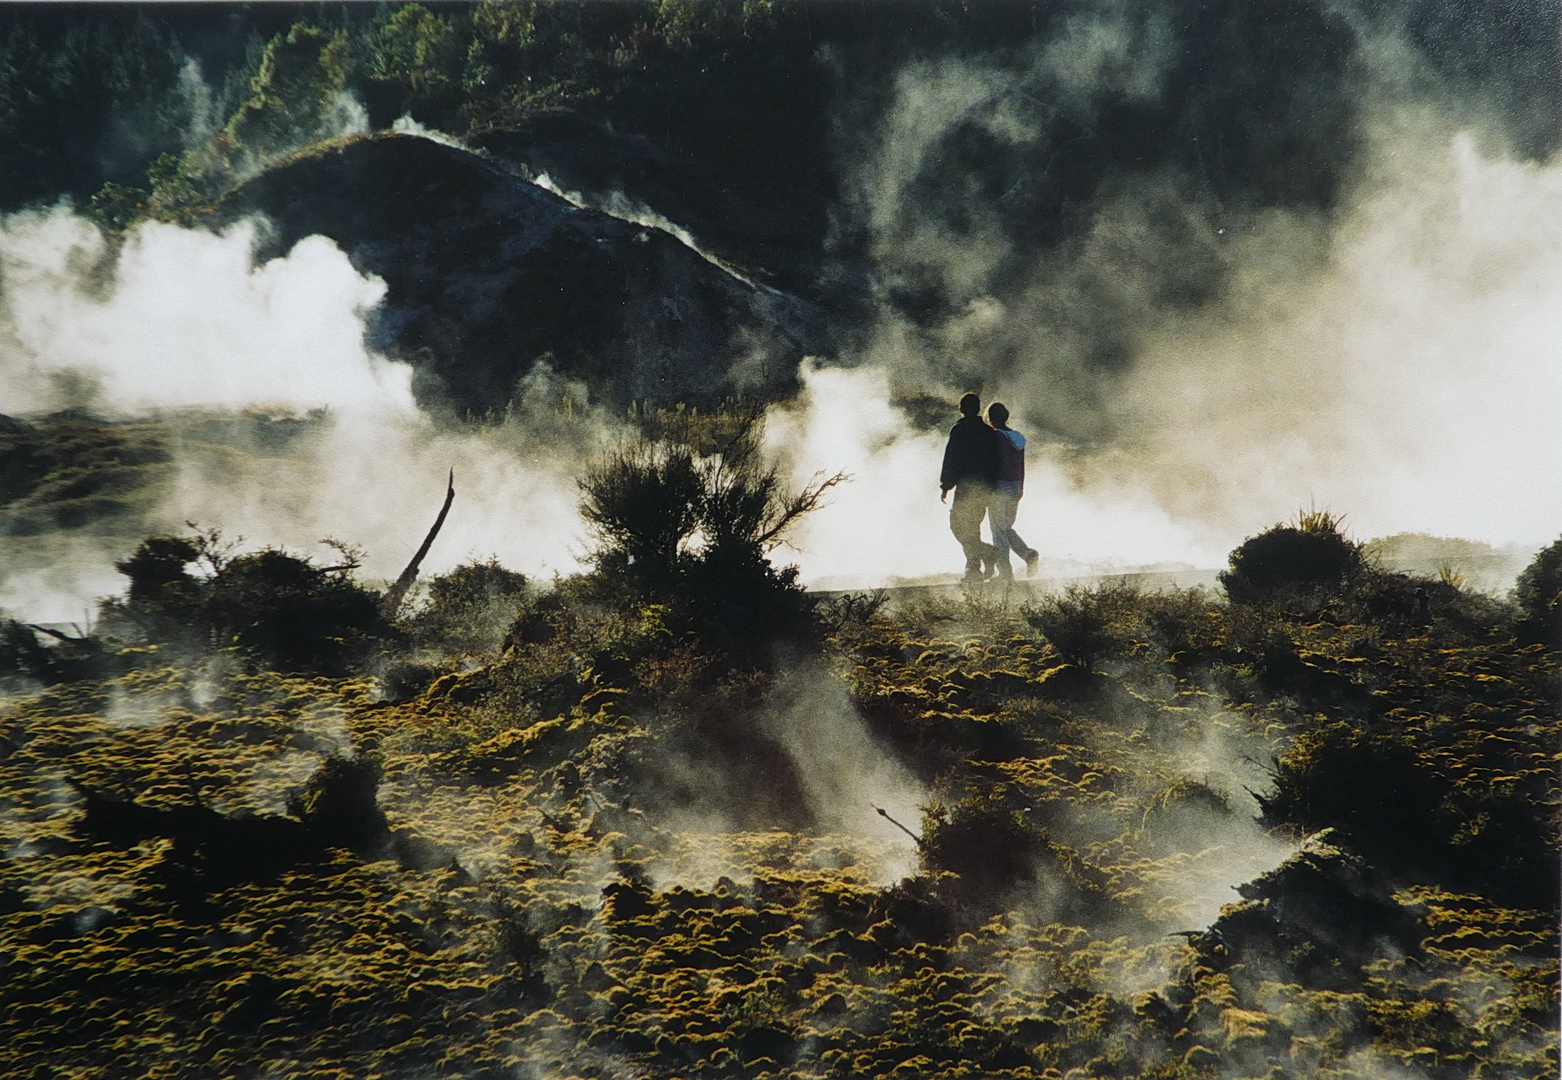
[204,549,388,673]
[103,529,392,674]
[405,557,528,655]
[0,618,53,685]
[1221,511,1363,605]
[1022,582,1137,670]
[1259,722,1558,909]
[1141,587,1221,662]
[580,441,705,590]
[1513,536,1562,646]
[921,790,1114,922]
[577,411,842,658]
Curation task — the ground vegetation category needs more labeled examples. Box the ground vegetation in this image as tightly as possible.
[0,495,1555,1079]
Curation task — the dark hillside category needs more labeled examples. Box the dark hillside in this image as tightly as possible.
[213,133,828,413]
[469,113,835,305]
[6,2,1554,425]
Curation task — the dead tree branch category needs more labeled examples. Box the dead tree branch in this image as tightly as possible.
[383,469,455,618]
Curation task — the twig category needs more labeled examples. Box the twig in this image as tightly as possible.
[874,805,925,849]
[383,469,455,617]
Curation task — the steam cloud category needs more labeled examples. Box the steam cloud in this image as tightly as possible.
[2,9,1558,617]
[0,206,600,620]
[774,43,1559,586]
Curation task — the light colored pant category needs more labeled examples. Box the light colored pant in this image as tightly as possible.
[949,483,997,576]
[988,492,1036,577]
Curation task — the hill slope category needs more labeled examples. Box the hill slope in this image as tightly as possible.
[213,133,828,415]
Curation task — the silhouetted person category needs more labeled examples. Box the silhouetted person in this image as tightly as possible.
[986,402,1039,579]
[1414,586,1431,625]
[940,392,998,582]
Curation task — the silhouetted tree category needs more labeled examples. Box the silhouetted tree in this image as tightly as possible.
[1513,535,1562,646]
[577,411,842,656]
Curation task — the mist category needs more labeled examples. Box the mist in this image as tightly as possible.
[3,7,1554,1078]
[0,206,603,621]
[773,95,1560,586]
[2,12,1557,616]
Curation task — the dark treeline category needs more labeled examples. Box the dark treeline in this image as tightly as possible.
[3,1,1555,229]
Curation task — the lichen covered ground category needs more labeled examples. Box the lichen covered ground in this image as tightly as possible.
[1,584,1556,1080]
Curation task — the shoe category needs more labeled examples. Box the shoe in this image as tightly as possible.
[1024,551,1039,578]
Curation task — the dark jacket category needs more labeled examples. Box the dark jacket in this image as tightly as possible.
[940,416,999,491]
[994,428,1025,487]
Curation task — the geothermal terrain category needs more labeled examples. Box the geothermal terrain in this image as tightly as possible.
[0,4,1558,1080]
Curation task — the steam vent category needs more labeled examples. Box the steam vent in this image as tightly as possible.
[0,4,1557,1080]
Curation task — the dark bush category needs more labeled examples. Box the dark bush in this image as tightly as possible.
[579,441,705,591]
[577,412,841,660]
[204,549,388,674]
[1142,588,1222,663]
[1022,582,1136,670]
[0,618,54,684]
[405,557,528,655]
[921,791,1116,922]
[1221,512,1363,605]
[103,530,392,674]
[114,535,205,643]
[1513,536,1562,646]
[1259,722,1559,909]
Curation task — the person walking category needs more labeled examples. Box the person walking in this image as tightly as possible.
[939,392,999,582]
[986,402,1040,579]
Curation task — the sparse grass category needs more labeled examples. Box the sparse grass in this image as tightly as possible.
[1296,505,1348,535]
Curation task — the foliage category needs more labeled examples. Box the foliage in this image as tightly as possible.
[402,557,529,656]
[1221,511,1364,605]
[1513,535,1562,646]
[0,8,189,209]
[201,23,353,182]
[580,440,705,590]
[1141,586,1223,662]
[921,788,1115,922]
[1021,581,1138,670]
[0,618,54,685]
[364,4,462,95]
[0,520,1557,1079]
[578,410,842,657]
[655,0,774,45]
[101,528,392,674]
[1260,718,1559,909]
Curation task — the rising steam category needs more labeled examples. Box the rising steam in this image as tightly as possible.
[781,73,1560,585]
[0,206,600,619]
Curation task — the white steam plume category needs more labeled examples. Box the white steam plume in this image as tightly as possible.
[773,111,1560,589]
[0,208,413,415]
[0,208,596,619]
[767,363,1224,589]
[761,664,927,883]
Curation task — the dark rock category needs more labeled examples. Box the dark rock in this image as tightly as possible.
[212,133,827,416]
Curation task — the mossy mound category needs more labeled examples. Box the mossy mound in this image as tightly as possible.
[1,546,1556,1079]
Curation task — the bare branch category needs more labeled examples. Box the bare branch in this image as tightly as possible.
[383,469,455,618]
[755,470,848,550]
